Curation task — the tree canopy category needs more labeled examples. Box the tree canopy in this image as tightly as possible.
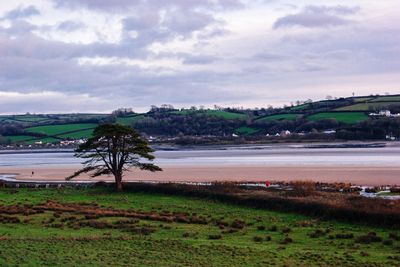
[66,124,162,190]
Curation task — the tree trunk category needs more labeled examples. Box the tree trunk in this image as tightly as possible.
[115,174,123,191]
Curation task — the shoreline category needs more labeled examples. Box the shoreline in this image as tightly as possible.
[1,165,400,186]
[0,141,397,153]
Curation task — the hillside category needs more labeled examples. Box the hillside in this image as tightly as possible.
[1,94,400,146]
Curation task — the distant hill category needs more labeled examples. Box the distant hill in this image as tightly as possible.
[1,94,400,146]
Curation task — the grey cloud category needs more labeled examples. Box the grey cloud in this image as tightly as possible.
[52,0,243,11]
[2,20,37,35]
[3,5,40,20]
[164,9,216,35]
[305,5,360,15]
[51,0,239,51]
[274,5,360,29]
[57,21,86,31]
[120,7,221,48]
[197,27,230,39]
[1,1,399,113]
[251,53,286,61]
[122,13,160,31]
[0,22,244,110]
[182,55,218,64]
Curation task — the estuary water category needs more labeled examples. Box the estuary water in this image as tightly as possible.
[1,143,400,168]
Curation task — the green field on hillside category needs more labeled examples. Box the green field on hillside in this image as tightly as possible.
[206,110,247,119]
[352,97,375,103]
[290,104,310,111]
[257,114,301,122]
[307,112,369,124]
[57,129,94,139]
[4,135,35,143]
[0,188,398,266]
[336,102,400,111]
[370,96,400,102]
[8,116,49,123]
[26,123,98,136]
[235,126,259,135]
[116,115,145,126]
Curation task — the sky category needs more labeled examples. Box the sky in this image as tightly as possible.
[0,0,399,114]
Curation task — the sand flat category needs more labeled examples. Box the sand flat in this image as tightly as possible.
[1,165,400,186]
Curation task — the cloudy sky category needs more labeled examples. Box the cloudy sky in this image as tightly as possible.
[0,0,399,113]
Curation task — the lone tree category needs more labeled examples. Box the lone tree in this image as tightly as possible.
[66,124,162,190]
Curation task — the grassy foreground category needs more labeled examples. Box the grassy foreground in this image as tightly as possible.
[0,188,399,266]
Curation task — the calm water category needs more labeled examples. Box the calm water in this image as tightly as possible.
[1,144,400,167]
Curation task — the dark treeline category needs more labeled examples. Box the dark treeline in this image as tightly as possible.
[134,112,242,136]
[0,122,24,136]
[337,118,400,140]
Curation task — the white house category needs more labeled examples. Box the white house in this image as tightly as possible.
[369,110,400,117]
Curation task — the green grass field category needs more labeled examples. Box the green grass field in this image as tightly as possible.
[5,135,35,143]
[26,123,98,136]
[57,129,94,139]
[290,104,310,111]
[370,96,400,102]
[336,102,400,111]
[352,97,375,103]
[116,115,145,126]
[10,115,49,122]
[307,112,369,124]
[204,110,247,119]
[0,188,398,266]
[235,126,259,135]
[257,114,301,122]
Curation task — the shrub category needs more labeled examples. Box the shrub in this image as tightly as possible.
[253,236,263,242]
[61,216,77,222]
[288,180,317,197]
[124,226,155,235]
[268,225,278,232]
[383,239,393,246]
[280,237,293,244]
[208,234,222,240]
[355,232,382,244]
[309,229,326,238]
[190,216,207,224]
[175,216,190,223]
[115,219,139,225]
[231,219,246,229]
[335,233,354,239]
[216,220,229,227]
[0,215,20,223]
[257,225,266,231]
[281,227,291,233]
[221,228,239,234]
[389,233,400,241]
[85,214,100,220]
[295,220,315,227]
[50,223,63,228]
